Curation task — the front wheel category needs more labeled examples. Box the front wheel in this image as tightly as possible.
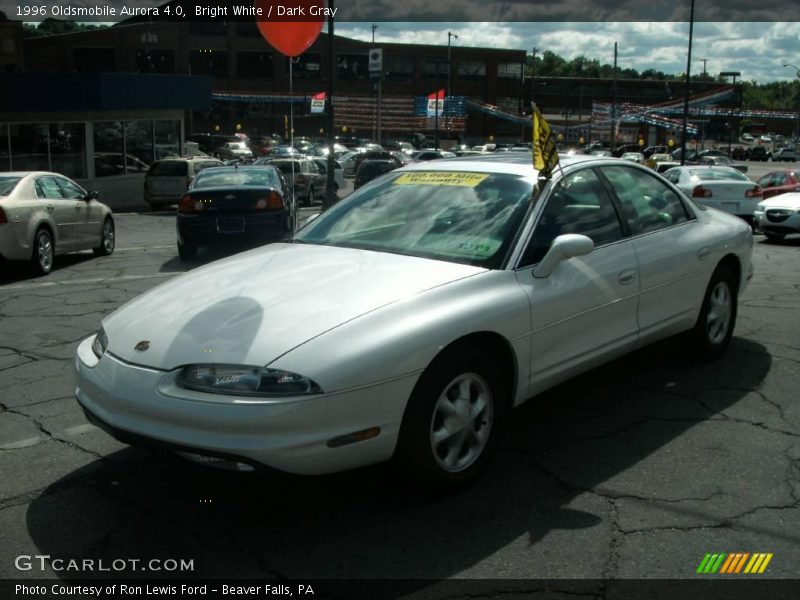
[687,265,738,361]
[394,346,507,489]
[93,218,115,256]
[177,241,197,261]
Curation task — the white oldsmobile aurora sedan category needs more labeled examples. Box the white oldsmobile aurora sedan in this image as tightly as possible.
[75,155,754,487]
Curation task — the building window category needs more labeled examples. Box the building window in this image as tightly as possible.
[237,52,274,78]
[457,59,486,80]
[155,120,181,160]
[286,53,320,79]
[189,22,227,36]
[94,121,125,178]
[338,54,368,80]
[125,121,154,169]
[498,61,522,81]
[190,50,228,77]
[73,48,115,72]
[0,124,9,171]
[8,124,49,171]
[135,49,175,74]
[384,54,413,80]
[49,123,86,179]
[497,97,522,114]
[423,58,448,78]
[235,21,261,37]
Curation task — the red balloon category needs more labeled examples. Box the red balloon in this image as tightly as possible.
[255,0,325,57]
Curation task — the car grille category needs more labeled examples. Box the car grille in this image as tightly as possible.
[766,209,793,223]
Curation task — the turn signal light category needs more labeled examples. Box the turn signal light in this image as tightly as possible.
[745,185,763,198]
[692,185,713,198]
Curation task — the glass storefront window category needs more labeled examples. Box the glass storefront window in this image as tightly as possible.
[8,124,49,171]
[125,120,154,171]
[155,120,181,159]
[49,123,86,179]
[94,121,125,178]
[0,125,9,171]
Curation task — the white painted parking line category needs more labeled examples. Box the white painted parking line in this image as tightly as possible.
[115,245,174,252]
[1,272,183,292]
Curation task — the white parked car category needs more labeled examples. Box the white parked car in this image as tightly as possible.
[621,152,645,164]
[662,165,763,226]
[312,158,345,191]
[753,192,800,242]
[75,155,753,487]
[0,172,115,275]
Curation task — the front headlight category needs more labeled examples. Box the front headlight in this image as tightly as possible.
[91,328,108,358]
[178,364,322,397]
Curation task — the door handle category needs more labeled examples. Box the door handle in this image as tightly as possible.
[618,268,637,285]
[697,247,711,260]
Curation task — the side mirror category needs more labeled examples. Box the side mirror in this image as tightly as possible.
[85,190,99,201]
[533,234,594,279]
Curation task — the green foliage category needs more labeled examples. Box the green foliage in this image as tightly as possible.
[21,19,108,38]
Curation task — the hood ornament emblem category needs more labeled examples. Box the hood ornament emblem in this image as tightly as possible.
[134,340,151,352]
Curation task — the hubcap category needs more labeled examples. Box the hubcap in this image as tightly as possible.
[429,373,494,473]
[38,235,52,271]
[103,222,114,252]
[706,281,732,345]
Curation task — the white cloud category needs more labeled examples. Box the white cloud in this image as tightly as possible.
[337,22,800,83]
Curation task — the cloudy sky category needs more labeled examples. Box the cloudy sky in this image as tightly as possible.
[336,22,800,84]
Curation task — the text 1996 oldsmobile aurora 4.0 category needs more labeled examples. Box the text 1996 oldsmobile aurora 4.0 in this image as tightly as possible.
[75,154,753,487]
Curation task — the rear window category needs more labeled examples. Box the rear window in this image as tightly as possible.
[0,176,22,196]
[147,161,188,177]
[688,168,748,181]
[359,162,395,176]
[193,168,279,188]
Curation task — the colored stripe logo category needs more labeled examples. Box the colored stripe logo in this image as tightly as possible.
[697,553,773,574]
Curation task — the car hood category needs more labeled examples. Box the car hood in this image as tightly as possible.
[760,193,800,210]
[103,243,485,370]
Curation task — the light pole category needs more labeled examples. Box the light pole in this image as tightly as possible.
[447,31,458,102]
[784,63,800,141]
[680,0,696,166]
[371,23,377,43]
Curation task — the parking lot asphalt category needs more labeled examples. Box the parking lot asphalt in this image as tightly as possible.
[1,167,799,588]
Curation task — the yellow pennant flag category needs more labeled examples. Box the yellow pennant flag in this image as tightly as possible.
[532,103,559,178]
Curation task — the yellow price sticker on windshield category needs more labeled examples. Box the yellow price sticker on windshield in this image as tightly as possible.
[393,172,489,187]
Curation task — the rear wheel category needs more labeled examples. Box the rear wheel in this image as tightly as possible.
[31,228,54,276]
[93,218,115,256]
[394,346,507,488]
[177,241,197,261]
[687,265,737,361]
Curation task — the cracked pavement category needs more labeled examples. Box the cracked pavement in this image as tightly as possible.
[1,213,799,591]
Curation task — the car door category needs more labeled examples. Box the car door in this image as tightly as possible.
[34,176,78,250]
[56,177,98,247]
[514,167,640,395]
[599,164,711,343]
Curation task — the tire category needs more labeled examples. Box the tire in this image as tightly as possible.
[394,345,508,489]
[177,241,197,261]
[764,232,785,242]
[93,218,115,256]
[687,265,738,361]
[31,228,54,276]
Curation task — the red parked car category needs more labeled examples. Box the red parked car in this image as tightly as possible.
[757,170,800,199]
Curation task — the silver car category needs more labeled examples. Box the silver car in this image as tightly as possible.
[75,155,752,487]
[0,172,115,275]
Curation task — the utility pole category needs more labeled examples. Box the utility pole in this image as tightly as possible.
[323,1,336,209]
[531,47,538,102]
[680,0,696,166]
[612,42,618,152]
[371,23,376,43]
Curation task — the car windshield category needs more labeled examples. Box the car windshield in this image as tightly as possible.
[296,171,536,268]
[0,176,22,196]
[689,168,749,181]
[192,169,276,188]
[148,161,188,177]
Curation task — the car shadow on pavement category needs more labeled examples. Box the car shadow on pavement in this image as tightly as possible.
[0,253,98,285]
[25,338,773,587]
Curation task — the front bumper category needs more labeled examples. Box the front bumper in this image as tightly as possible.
[74,337,413,475]
[753,209,800,235]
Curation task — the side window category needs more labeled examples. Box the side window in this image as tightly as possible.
[771,172,786,187]
[757,173,772,188]
[520,169,623,266]
[602,166,691,236]
[36,177,66,199]
[664,169,680,184]
[55,178,86,199]
[306,160,319,174]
